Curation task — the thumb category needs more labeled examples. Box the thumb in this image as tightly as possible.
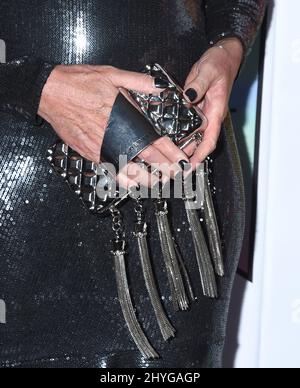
[109,68,168,95]
[183,65,212,104]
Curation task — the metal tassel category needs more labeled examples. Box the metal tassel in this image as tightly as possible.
[174,243,196,303]
[155,199,189,311]
[203,161,224,277]
[185,201,218,298]
[134,221,176,341]
[110,208,159,359]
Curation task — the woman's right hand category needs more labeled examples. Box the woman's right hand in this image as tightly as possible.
[38,65,189,188]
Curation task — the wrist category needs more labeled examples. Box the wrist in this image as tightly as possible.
[38,65,61,121]
[214,37,244,79]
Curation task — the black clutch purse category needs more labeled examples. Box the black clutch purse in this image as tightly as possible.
[47,64,223,359]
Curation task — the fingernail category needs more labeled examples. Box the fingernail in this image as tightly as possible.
[178,160,189,170]
[185,88,198,102]
[154,77,170,89]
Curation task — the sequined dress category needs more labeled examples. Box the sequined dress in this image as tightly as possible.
[0,0,265,368]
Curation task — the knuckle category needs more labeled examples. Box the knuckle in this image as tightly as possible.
[154,136,167,146]
[100,65,117,79]
[193,152,203,164]
[208,137,217,152]
[196,78,208,93]
[101,65,116,73]
[141,73,151,84]
[206,60,217,71]
[220,105,229,120]
[139,146,151,160]
[192,61,201,75]
[201,59,219,78]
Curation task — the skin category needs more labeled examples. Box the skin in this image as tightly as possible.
[38,37,243,187]
[183,38,244,169]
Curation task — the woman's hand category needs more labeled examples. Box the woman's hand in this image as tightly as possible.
[183,38,244,169]
[39,65,189,188]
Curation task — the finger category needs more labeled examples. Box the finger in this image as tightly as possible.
[185,87,228,159]
[182,139,199,157]
[119,161,160,188]
[183,64,213,104]
[117,171,139,191]
[139,144,182,179]
[108,68,168,95]
[189,116,222,169]
[153,137,190,170]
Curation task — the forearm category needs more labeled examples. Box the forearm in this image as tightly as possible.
[204,0,267,56]
[0,57,54,123]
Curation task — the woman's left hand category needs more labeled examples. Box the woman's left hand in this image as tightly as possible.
[183,37,244,169]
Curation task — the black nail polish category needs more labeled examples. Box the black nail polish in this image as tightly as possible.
[129,184,140,192]
[185,88,198,102]
[178,160,189,170]
[154,77,169,89]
